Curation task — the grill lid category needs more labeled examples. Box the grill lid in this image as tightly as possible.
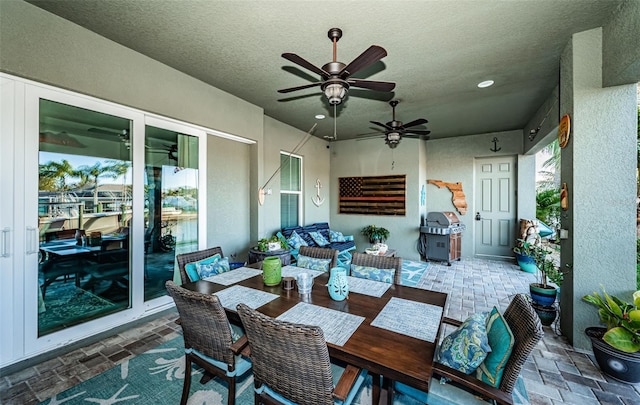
[426,211,460,227]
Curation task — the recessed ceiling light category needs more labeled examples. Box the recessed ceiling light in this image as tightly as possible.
[315,114,326,119]
[477,80,494,88]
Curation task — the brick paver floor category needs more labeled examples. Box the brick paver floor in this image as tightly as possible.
[2,257,639,404]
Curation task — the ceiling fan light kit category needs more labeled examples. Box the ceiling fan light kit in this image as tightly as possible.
[386,132,401,148]
[322,81,349,105]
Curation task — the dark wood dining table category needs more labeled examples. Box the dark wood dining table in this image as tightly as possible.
[182,265,448,403]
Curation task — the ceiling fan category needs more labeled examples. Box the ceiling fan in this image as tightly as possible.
[87,127,133,148]
[278,28,395,106]
[147,144,178,162]
[367,100,430,148]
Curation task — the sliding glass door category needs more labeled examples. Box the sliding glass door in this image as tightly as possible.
[37,99,134,336]
[143,124,200,301]
[2,74,210,367]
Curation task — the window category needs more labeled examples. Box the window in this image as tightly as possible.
[280,152,302,228]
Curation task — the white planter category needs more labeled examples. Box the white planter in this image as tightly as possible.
[267,242,281,251]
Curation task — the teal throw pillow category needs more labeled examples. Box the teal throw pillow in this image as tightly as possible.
[276,233,290,250]
[476,307,515,387]
[184,253,222,282]
[308,231,330,247]
[286,231,308,250]
[329,230,346,243]
[350,264,395,284]
[197,256,231,279]
[435,312,491,374]
[297,254,331,272]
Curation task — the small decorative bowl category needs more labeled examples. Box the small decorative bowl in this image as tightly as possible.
[365,248,379,255]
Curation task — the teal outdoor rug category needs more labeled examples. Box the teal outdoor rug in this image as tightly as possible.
[400,259,430,287]
[38,336,382,405]
[39,283,119,335]
[39,260,531,405]
[39,334,529,405]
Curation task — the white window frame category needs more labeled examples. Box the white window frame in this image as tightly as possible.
[280,151,303,227]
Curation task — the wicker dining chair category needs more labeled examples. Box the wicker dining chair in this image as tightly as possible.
[236,303,368,405]
[166,281,251,405]
[350,251,403,285]
[392,293,544,405]
[298,246,339,270]
[176,246,224,284]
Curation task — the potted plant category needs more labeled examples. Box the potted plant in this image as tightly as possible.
[582,287,640,383]
[530,251,559,307]
[256,235,281,252]
[530,255,562,325]
[513,238,540,274]
[360,225,390,244]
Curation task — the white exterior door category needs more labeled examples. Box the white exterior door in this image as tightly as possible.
[474,156,517,259]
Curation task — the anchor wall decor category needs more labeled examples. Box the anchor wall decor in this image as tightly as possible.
[312,179,325,206]
[490,137,501,152]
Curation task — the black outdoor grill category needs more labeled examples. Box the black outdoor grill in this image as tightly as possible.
[418,211,465,265]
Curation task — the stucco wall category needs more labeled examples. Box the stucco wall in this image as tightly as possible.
[262,116,331,237]
[0,1,264,142]
[207,135,251,261]
[602,0,640,87]
[560,28,637,350]
[426,131,528,259]
[329,137,424,260]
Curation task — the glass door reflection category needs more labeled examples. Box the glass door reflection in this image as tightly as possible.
[38,99,132,336]
[144,126,199,301]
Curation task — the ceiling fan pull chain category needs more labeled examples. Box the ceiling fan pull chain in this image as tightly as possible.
[333,104,337,140]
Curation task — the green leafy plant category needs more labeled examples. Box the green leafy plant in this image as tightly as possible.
[637,238,640,290]
[583,287,640,353]
[514,239,562,288]
[256,235,280,252]
[512,238,540,257]
[545,262,564,287]
[360,225,390,243]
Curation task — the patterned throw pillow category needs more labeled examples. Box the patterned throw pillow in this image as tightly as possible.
[476,307,515,387]
[350,264,396,284]
[308,231,330,247]
[329,230,346,243]
[184,254,221,282]
[297,254,332,272]
[286,231,308,250]
[435,312,491,374]
[197,256,231,279]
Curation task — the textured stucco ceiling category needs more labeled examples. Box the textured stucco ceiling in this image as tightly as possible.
[26,0,623,141]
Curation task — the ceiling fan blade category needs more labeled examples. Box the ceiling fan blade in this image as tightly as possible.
[405,129,431,135]
[88,127,128,136]
[356,134,385,141]
[340,45,387,77]
[277,82,323,94]
[402,118,429,128]
[403,133,431,140]
[348,78,395,92]
[282,53,330,78]
[370,120,393,131]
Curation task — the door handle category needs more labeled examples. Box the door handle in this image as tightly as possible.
[475,212,481,221]
[1,227,9,257]
[26,226,38,254]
